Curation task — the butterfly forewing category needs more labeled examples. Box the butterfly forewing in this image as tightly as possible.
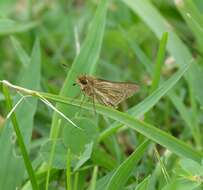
[92,78,139,107]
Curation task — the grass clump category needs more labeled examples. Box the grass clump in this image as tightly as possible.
[0,0,203,190]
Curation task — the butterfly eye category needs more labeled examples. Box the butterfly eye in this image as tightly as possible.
[81,79,88,85]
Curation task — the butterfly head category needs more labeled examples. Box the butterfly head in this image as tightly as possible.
[74,75,89,90]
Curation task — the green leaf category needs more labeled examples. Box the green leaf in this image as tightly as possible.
[63,118,98,156]
[74,142,93,171]
[40,140,67,169]
[106,140,149,190]
[91,146,117,170]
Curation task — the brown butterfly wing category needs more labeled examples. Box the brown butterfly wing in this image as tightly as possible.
[92,79,139,107]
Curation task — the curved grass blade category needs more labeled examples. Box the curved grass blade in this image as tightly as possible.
[106,140,149,190]
[40,92,203,163]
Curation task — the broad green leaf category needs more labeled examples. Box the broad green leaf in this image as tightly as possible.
[74,142,93,171]
[62,118,98,155]
[0,39,41,189]
[40,140,67,169]
[2,85,39,190]
[91,146,117,170]
[106,140,149,190]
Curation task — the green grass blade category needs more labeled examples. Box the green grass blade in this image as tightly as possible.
[150,32,168,93]
[45,120,61,190]
[106,140,149,190]
[175,0,203,51]
[66,149,72,190]
[2,85,39,190]
[119,26,153,75]
[134,175,150,190]
[0,18,38,35]
[121,0,192,68]
[89,166,98,190]
[50,0,108,137]
[10,36,30,67]
[154,148,170,184]
[39,92,203,163]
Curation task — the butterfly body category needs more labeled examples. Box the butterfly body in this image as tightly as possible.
[76,75,139,107]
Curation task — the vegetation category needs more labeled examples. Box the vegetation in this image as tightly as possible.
[0,0,203,189]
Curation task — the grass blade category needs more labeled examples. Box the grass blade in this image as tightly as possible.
[2,85,39,190]
[106,140,149,190]
[0,18,38,35]
[89,166,98,190]
[39,92,203,163]
[66,149,72,190]
[150,32,168,93]
[45,120,61,190]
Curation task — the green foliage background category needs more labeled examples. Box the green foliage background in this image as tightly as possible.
[0,0,203,190]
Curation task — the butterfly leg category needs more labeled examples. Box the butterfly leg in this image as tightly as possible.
[75,94,86,117]
[92,93,97,115]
